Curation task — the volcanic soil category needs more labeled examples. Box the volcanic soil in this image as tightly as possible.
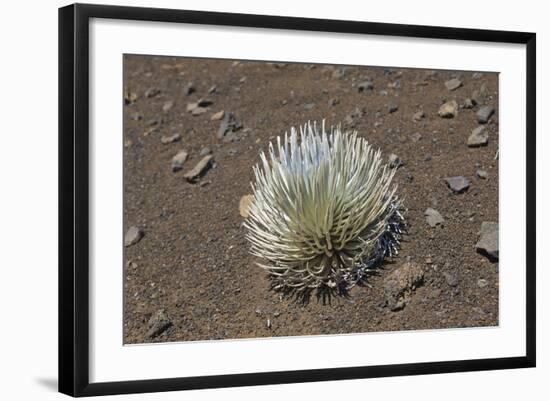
[123,55,499,344]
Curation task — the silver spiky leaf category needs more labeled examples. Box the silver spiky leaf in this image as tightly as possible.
[244,122,404,300]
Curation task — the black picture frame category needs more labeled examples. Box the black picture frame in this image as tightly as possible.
[59,3,536,397]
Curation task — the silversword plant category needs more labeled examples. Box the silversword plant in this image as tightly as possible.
[244,121,404,300]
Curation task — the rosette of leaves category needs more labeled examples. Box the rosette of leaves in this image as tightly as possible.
[244,122,404,301]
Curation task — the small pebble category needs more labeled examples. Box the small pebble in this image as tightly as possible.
[211,110,225,121]
[161,133,181,144]
[199,147,212,156]
[412,110,425,122]
[162,100,174,112]
[145,88,161,98]
[438,100,458,118]
[171,150,188,172]
[444,78,462,91]
[388,154,402,169]
[124,226,144,247]
[477,169,488,179]
[357,81,374,92]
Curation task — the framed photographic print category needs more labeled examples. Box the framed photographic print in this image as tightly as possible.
[58,3,536,397]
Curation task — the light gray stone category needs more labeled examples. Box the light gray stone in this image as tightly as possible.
[445,176,470,193]
[161,133,181,144]
[124,226,144,247]
[162,100,174,112]
[477,169,488,179]
[476,222,499,261]
[184,155,214,183]
[425,208,444,227]
[199,147,212,156]
[477,105,495,124]
[467,126,489,147]
[445,78,463,91]
[171,150,188,172]
[477,279,488,288]
[191,107,208,116]
[412,110,425,122]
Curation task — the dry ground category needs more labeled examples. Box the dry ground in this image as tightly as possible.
[123,55,499,344]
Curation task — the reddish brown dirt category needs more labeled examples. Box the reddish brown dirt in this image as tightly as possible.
[123,55,499,344]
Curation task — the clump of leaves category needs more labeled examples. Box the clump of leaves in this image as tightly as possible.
[244,122,404,302]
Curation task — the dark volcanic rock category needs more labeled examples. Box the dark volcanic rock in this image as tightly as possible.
[476,105,495,124]
[197,98,213,107]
